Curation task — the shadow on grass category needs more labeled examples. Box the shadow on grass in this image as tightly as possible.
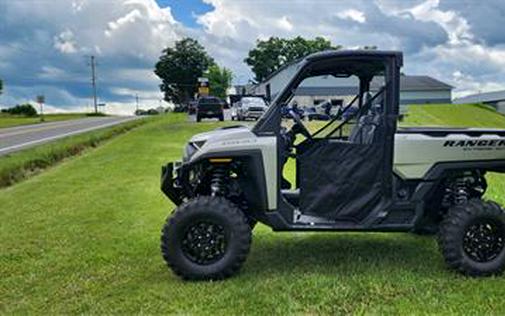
[244,231,443,278]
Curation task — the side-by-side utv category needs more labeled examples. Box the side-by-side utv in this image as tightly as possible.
[160,50,505,280]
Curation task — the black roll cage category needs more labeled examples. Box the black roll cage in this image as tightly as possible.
[252,50,403,136]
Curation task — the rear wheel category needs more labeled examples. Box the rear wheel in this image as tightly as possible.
[219,113,224,121]
[438,199,505,276]
[161,196,252,280]
[196,115,201,122]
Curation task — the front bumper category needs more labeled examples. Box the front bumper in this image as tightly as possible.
[244,111,264,118]
[161,162,184,205]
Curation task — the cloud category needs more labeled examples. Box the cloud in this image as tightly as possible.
[337,9,366,24]
[0,0,182,113]
[1,0,505,113]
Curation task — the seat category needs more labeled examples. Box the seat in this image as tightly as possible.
[349,113,381,144]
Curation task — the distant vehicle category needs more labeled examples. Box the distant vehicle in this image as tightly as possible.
[196,96,224,122]
[342,106,359,121]
[305,107,330,121]
[231,96,268,121]
[188,100,197,115]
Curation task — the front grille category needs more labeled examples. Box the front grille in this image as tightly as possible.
[247,107,265,112]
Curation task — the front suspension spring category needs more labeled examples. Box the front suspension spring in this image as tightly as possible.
[210,166,227,196]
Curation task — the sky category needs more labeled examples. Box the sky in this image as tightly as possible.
[0,0,505,114]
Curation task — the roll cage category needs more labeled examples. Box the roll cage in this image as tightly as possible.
[253,50,403,136]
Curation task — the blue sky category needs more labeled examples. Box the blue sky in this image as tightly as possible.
[156,0,212,27]
[1,0,505,114]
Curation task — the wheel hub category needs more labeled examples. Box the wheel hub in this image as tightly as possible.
[463,219,505,263]
[181,221,227,265]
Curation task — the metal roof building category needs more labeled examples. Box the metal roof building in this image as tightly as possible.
[252,60,453,112]
[454,90,505,114]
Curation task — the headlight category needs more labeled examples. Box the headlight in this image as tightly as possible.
[183,140,206,161]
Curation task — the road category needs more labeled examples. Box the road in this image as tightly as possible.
[0,116,139,156]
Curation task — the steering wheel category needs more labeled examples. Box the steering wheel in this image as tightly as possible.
[289,109,312,140]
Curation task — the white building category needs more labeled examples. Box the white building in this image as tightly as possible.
[454,90,505,114]
[252,60,453,112]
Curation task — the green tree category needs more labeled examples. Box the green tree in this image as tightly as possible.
[154,38,214,104]
[1,104,37,116]
[244,36,341,82]
[207,65,233,99]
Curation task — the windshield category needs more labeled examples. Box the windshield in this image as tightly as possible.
[199,97,221,104]
[242,97,266,106]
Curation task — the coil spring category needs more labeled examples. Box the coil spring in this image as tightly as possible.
[210,166,227,196]
[454,178,469,205]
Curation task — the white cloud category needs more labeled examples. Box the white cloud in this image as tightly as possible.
[276,16,293,31]
[2,0,505,113]
[53,29,78,54]
[337,9,366,23]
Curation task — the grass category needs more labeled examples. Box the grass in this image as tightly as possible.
[1,105,505,314]
[403,103,505,127]
[0,113,100,129]
[0,118,147,188]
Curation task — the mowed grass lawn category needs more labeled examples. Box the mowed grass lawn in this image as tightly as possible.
[2,105,505,314]
[0,113,92,128]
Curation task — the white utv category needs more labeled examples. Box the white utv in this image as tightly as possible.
[160,50,505,280]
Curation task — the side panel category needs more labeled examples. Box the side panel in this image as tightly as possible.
[394,133,505,179]
[193,136,277,209]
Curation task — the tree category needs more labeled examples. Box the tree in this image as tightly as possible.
[244,36,341,82]
[1,104,37,116]
[154,38,214,105]
[207,65,233,99]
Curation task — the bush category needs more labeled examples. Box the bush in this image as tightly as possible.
[1,103,38,116]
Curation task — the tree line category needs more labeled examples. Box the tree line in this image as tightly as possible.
[154,36,343,106]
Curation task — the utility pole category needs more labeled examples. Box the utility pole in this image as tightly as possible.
[89,55,98,114]
[135,94,139,112]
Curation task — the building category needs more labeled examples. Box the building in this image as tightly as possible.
[454,90,505,114]
[252,60,453,112]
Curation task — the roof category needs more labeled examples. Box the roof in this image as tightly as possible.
[454,90,505,104]
[372,75,453,91]
[259,49,403,84]
[306,49,403,64]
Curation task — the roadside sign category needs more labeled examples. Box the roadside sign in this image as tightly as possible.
[198,86,209,95]
[98,103,106,107]
[36,95,45,104]
[198,77,209,84]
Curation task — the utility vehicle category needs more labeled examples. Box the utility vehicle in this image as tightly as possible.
[160,50,505,280]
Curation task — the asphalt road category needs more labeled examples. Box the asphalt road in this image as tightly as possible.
[0,116,139,156]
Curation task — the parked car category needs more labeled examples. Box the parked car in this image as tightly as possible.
[341,106,359,121]
[232,96,268,121]
[188,100,197,115]
[196,96,224,122]
[305,107,331,121]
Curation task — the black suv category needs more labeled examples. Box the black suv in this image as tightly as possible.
[196,96,224,122]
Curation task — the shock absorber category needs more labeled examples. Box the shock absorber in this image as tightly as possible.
[453,177,469,205]
[210,166,228,196]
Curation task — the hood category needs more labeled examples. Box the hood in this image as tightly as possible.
[190,125,253,144]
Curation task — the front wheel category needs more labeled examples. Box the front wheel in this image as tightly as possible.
[161,196,252,280]
[438,199,505,276]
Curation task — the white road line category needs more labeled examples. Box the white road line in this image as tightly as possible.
[0,117,117,138]
[0,118,136,154]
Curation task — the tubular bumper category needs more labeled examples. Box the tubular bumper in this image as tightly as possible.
[161,162,184,205]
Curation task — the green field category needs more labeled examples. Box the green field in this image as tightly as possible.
[2,105,505,314]
[0,113,95,128]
